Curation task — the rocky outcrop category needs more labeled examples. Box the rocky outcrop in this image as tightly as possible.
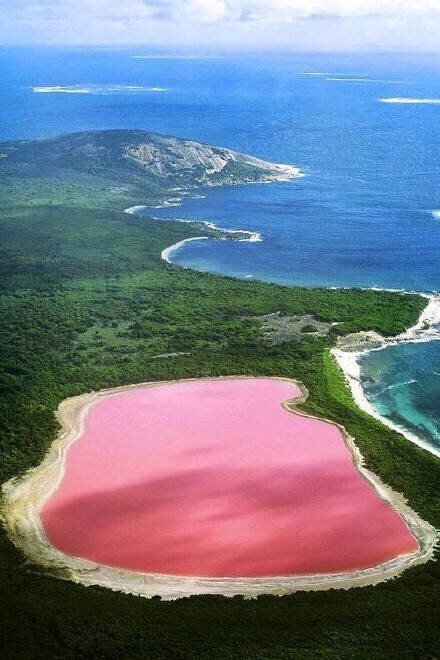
[124,133,301,185]
[0,129,302,188]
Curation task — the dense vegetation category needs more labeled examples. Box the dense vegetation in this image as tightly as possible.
[1,131,439,658]
[0,129,291,194]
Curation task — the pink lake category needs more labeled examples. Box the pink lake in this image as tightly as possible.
[41,378,418,577]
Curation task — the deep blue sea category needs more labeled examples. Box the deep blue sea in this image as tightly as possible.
[2,47,440,454]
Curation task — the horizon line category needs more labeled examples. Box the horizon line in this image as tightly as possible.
[2,44,440,56]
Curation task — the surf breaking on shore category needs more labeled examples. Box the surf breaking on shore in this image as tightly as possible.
[142,181,440,459]
[332,294,440,459]
[160,220,263,264]
[124,205,263,264]
[128,200,440,458]
[123,152,301,261]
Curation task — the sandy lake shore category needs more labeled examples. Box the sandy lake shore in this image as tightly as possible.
[1,376,437,600]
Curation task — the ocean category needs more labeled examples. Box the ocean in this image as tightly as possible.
[2,47,440,454]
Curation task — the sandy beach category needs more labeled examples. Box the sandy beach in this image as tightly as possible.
[125,205,263,265]
[332,293,440,459]
[161,236,210,263]
[2,376,436,601]
[159,224,261,264]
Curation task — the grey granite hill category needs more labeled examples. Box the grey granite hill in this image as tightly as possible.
[0,129,301,189]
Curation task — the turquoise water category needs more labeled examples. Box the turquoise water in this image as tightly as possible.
[2,47,440,454]
[359,342,440,453]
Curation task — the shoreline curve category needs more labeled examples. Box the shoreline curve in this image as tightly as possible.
[125,206,264,264]
[332,293,440,459]
[2,376,437,601]
[151,201,440,460]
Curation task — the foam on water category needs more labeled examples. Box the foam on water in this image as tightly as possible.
[359,343,440,454]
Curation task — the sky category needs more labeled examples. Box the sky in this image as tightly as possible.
[1,0,440,51]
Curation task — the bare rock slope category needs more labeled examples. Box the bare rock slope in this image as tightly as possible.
[0,129,301,188]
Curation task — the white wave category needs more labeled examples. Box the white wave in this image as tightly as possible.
[332,291,440,459]
[156,215,262,263]
[153,202,182,208]
[200,220,217,230]
[379,97,440,104]
[194,219,262,243]
[125,200,182,213]
[126,200,440,456]
[161,228,262,268]
[370,379,417,398]
[202,222,262,243]
[124,205,148,215]
[150,197,183,208]
[141,198,183,209]
[271,164,304,180]
[242,232,262,242]
[333,348,440,459]
[430,210,440,220]
[161,236,209,264]
[32,85,167,94]
[125,205,262,244]
[386,378,417,390]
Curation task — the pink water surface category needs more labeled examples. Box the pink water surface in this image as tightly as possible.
[41,378,418,577]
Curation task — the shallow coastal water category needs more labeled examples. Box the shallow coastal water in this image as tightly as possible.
[2,47,440,454]
[40,378,418,577]
[359,342,440,454]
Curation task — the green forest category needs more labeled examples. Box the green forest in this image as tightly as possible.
[1,131,439,658]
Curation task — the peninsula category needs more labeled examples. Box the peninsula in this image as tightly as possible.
[1,130,438,653]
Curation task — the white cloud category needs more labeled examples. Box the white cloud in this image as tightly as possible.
[236,0,440,22]
[1,0,440,47]
[136,0,440,23]
[5,0,440,25]
[164,0,228,22]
